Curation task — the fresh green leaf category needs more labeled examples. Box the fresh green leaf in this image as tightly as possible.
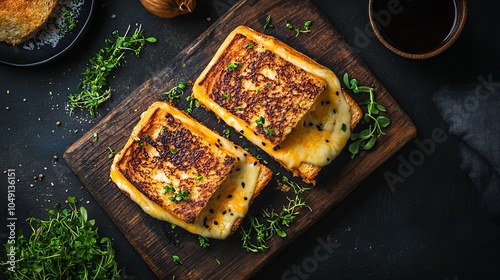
[363,136,377,150]
[348,140,361,155]
[239,176,311,252]
[0,197,120,279]
[377,115,391,127]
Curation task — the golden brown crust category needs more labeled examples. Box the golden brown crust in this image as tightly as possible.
[196,31,326,147]
[0,0,58,45]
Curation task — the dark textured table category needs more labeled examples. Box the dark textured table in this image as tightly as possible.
[1,0,499,279]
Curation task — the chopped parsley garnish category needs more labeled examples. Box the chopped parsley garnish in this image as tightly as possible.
[227,62,242,71]
[263,15,274,30]
[164,81,187,100]
[164,185,189,202]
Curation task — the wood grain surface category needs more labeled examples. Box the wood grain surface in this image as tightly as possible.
[64,0,417,279]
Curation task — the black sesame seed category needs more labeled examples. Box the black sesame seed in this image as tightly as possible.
[241,182,245,188]
[213,221,218,225]
[327,158,330,161]
[335,91,339,96]
[244,197,248,200]
[210,209,214,213]
[222,211,227,215]
[326,139,330,143]
[308,122,313,127]
[253,161,258,166]
[333,109,337,114]
[236,168,241,172]
[240,130,244,134]
[227,194,233,198]
[262,142,266,146]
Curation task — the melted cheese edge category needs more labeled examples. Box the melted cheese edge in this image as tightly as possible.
[194,30,351,170]
[110,103,263,239]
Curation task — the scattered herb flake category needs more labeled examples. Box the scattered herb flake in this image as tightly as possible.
[227,62,242,71]
[165,81,187,101]
[198,236,210,248]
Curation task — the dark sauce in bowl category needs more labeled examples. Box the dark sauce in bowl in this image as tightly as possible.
[372,0,458,54]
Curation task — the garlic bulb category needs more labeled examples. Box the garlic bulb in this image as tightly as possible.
[139,0,197,18]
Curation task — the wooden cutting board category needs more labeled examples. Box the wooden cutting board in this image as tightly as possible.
[64,0,416,278]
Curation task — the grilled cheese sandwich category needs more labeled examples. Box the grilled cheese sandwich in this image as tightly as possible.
[193,26,362,184]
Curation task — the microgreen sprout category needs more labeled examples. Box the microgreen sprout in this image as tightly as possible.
[227,62,242,71]
[222,128,231,139]
[263,15,274,30]
[107,147,115,159]
[185,95,199,114]
[284,20,312,37]
[164,81,187,101]
[164,185,189,202]
[343,72,390,158]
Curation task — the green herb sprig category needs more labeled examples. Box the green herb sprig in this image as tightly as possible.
[343,73,390,158]
[164,81,187,101]
[68,25,156,117]
[185,95,200,114]
[0,196,120,279]
[163,185,190,202]
[198,236,210,248]
[240,176,311,252]
[227,62,242,71]
[285,20,312,37]
[263,15,274,30]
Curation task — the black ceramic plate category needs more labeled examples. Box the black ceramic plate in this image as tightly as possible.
[0,0,95,67]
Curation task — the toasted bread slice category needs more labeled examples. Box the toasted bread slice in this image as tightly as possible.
[110,101,272,239]
[0,0,57,45]
[193,26,362,184]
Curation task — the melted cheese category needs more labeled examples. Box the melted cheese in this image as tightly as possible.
[110,102,265,239]
[193,27,351,171]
